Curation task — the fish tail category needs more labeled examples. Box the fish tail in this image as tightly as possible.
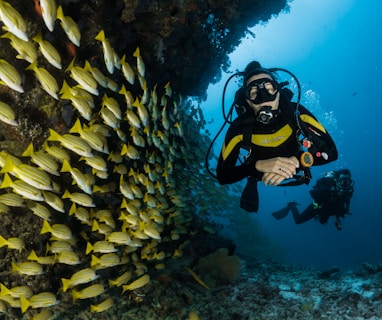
[65,57,76,72]
[72,289,80,302]
[69,118,82,134]
[92,185,101,193]
[108,279,117,287]
[61,278,71,292]
[11,261,18,273]
[25,61,37,71]
[20,295,30,313]
[0,173,13,189]
[121,144,129,156]
[40,219,52,235]
[27,249,38,261]
[91,219,99,232]
[133,47,140,58]
[47,128,61,142]
[56,5,64,20]
[90,254,100,267]
[32,31,42,43]
[85,242,93,254]
[0,156,15,174]
[21,142,35,157]
[0,283,10,296]
[0,235,8,248]
[68,203,76,216]
[59,80,72,97]
[62,189,71,199]
[84,60,94,73]
[95,30,105,42]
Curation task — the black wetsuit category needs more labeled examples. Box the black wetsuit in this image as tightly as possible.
[216,102,338,185]
[290,174,353,226]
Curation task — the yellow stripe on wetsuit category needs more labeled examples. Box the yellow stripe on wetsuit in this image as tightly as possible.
[299,114,326,133]
[222,124,293,161]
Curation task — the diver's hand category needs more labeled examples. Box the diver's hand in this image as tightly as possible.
[255,156,299,186]
[262,172,287,186]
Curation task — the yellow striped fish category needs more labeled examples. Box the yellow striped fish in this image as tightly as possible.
[0,173,44,201]
[32,32,62,69]
[39,0,57,32]
[108,271,133,287]
[0,234,25,252]
[122,274,150,292]
[0,100,17,126]
[61,268,99,292]
[85,60,108,88]
[0,283,33,299]
[62,189,95,207]
[133,47,145,77]
[0,0,28,41]
[90,297,114,313]
[72,283,104,302]
[86,240,117,254]
[47,128,93,157]
[56,5,81,46]
[26,200,51,221]
[69,118,109,154]
[11,261,43,276]
[27,249,55,265]
[61,159,93,195]
[40,220,73,240]
[1,156,53,191]
[66,58,98,95]
[0,58,24,93]
[20,292,57,313]
[95,30,114,74]
[25,62,59,100]
[1,31,37,63]
[91,253,121,269]
[22,142,60,176]
[120,54,135,85]
[0,192,24,207]
[42,190,65,213]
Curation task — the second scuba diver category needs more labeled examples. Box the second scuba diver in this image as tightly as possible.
[272,169,354,230]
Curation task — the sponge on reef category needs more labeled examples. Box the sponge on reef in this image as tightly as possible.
[198,248,242,286]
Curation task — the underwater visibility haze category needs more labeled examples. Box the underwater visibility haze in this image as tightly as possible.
[0,0,381,319]
[204,0,382,272]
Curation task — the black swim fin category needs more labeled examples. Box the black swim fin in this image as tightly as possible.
[240,176,259,212]
[271,206,291,220]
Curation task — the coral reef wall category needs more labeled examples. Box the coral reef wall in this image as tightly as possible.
[0,0,288,318]
[111,0,288,98]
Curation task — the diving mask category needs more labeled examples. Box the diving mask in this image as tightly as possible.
[336,174,353,195]
[245,78,278,104]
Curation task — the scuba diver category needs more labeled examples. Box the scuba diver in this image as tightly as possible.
[272,169,354,230]
[214,61,338,212]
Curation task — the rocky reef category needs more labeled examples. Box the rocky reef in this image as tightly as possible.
[0,0,289,319]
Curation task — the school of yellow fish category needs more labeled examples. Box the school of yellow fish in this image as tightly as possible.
[0,0,206,318]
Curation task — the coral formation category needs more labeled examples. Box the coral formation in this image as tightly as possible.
[198,248,242,286]
[0,0,291,318]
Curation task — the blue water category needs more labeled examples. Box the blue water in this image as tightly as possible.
[203,0,382,271]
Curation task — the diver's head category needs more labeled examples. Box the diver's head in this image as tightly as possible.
[336,170,353,196]
[243,62,280,124]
